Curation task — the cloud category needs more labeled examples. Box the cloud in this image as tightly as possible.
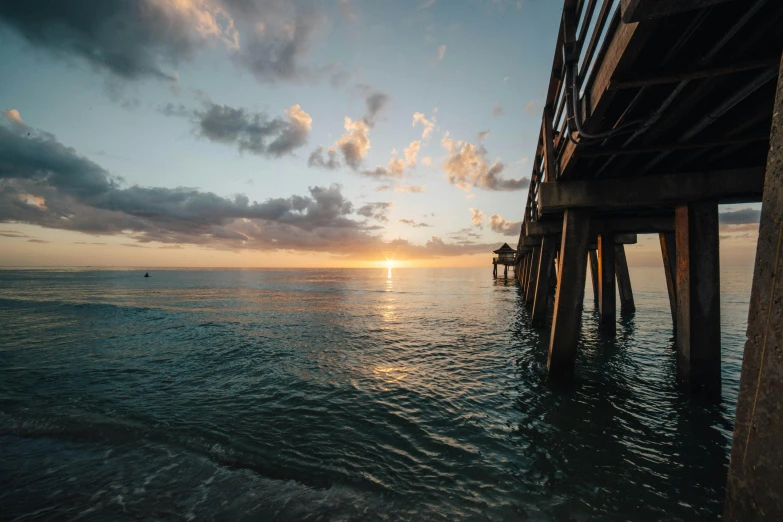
[395,185,425,193]
[336,117,372,169]
[412,112,436,139]
[308,146,341,169]
[4,109,25,126]
[362,157,406,179]
[421,156,432,166]
[404,140,420,167]
[175,102,313,157]
[364,92,389,126]
[492,104,504,117]
[0,119,493,260]
[719,208,761,225]
[0,0,237,81]
[0,230,28,238]
[0,1,338,86]
[418,0,437,10]
[489,213,521,236]
[524,101,538,114]
[357,202,392,222]
[308,90,388,171]
[338,0,357,21]
[399,218,432,227]
[470,208,486,228]
[441,132,529,191]
[477,130,490,141]
[436,44,447,61]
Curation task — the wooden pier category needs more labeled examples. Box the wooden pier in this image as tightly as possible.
[512,0,783,518]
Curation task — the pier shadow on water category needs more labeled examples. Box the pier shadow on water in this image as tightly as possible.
[506,276,735,521]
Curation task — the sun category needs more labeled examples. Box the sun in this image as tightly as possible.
[386,259,394,269]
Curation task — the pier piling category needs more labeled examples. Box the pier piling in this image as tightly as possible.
[725,55,783,520]
[674,201,721,391]
[548,209,590,376]
[598,234,617,332]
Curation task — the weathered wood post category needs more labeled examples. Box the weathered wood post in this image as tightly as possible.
[588,249,600,307]
[598,233,617,331]
[675,201,720,391]
[615,244,635,314]
[548,209,590,376]
[525,245,541,306]
[532,236,558,326]
[725,54,783,521]
[659,232,677,330]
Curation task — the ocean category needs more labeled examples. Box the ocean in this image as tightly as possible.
[0,266,753,520]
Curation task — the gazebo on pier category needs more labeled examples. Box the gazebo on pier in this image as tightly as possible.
[492,243,516,279]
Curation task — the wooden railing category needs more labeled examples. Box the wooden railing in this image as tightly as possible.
[519,0,622,250]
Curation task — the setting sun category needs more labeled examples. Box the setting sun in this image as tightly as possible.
[386,259,395,269]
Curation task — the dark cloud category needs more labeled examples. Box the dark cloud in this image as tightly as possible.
[195,103,312,157]
[27,238,50,243]
[364,92,389,126]
[0,0,334,86]
[719,208,761,225]
[357,202,392,222]
[308,146,341,169]
[161,102,312,157]
[231,5,325,84]
[0,119,489,260]
[0,0,198,81]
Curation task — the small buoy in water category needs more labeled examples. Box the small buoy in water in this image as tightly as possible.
[144,272,150,278]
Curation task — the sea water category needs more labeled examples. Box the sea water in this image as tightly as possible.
[0,267,753,520]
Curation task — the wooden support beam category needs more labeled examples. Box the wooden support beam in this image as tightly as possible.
[548,209,590,376]
[588,249,600,307]
[538,168,764,214]
[726,56,783,520]
[675,201,721,392]
[578,135,769,157]
[615,245,635,314]
[528,214,674,236]
[609,57,780,90]
[598,234,617,331]
[519,236,542,247]
[660,232,677,330]
[526,246,542,306]
[532,236,558,326]
[621,0,733,23]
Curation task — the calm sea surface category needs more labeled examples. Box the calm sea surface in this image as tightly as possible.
[0,267,753,521]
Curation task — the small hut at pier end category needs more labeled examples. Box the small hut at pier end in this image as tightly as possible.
[492,243,516,278]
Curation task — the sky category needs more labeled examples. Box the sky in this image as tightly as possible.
[0,0,762,268]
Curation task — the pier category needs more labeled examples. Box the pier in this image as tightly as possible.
[511,0,783,518]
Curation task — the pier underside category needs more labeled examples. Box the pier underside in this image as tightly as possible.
[511,0,783,516]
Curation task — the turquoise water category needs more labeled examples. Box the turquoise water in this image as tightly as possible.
[0,267,752,520]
